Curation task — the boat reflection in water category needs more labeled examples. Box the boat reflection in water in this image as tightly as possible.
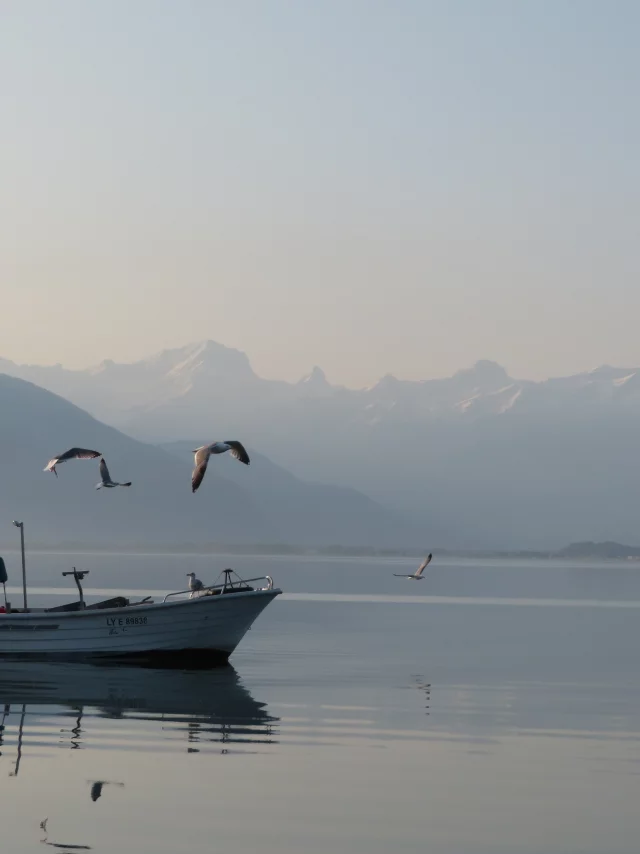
[0,660,279,776]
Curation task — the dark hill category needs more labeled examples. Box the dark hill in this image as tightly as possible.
[0,375,423,550]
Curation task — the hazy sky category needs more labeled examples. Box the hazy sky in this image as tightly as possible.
[1,1,639,386]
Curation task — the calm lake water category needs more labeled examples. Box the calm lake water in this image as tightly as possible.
[1,552,640,853]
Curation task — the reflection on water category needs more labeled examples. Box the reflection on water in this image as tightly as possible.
[0,662,279,776]
[89,781,125,803]
[411,675,431,716]
[0,662,281,854]
[39,814,92,850]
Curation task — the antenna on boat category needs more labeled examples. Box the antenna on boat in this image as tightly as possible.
[218,568,251,592]
[62,568,89,608]
[0,557,7,610]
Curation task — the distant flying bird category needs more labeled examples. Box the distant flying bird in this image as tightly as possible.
[96,458,132,490]
[44,448,101,477]
[394,554,433,580]
[191,441,250,493]
[187,572,204,598]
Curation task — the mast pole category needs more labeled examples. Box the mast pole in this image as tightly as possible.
[12,521,27,611]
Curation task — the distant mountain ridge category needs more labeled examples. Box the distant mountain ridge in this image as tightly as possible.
[5,342,640,435]
[555,541,640,560]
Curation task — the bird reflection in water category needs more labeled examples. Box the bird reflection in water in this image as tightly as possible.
[40,817,91,850]
[88,779,125,802]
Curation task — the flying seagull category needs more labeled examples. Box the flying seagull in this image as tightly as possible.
[187,572,204,598]
[96,458,132,490]
[44,448,101,477]
[191,441,250,493]
[394,554,432,580]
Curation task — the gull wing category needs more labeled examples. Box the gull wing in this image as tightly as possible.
[64,447,101,461]
[225,441,250,465]
[192,448,210,493]
[44,447,101,472]
[99,457,111,484]
[415,553,433,577]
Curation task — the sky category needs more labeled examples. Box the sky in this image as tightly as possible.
[1,0,639,387]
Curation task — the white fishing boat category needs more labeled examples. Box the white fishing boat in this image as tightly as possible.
[0,561,281,663]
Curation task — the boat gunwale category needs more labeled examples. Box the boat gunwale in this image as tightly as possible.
[0,587,282,621]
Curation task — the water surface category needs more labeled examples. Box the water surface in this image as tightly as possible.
[0,554,639,853]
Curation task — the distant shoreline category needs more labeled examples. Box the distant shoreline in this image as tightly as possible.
[0,541,638,561]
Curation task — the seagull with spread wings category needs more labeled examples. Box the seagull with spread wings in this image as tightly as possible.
[44,448,101,477]
[394,553,433,580]
[96,457,132,490]
[191,441,250,493]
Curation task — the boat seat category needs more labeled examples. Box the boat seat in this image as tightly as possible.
[45,601,85,613]
[85,596,129,610]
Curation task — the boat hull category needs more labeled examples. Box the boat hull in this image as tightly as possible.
[0,589,280,661]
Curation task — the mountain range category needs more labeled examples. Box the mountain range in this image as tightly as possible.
[3,341,640,549]
[6,341,640,434]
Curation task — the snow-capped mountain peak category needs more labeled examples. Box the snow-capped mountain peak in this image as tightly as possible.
[296,366,335,398]
[5,344,640,439]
